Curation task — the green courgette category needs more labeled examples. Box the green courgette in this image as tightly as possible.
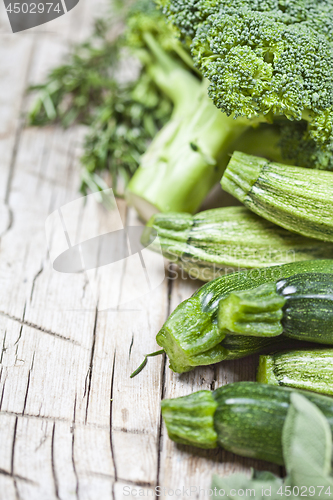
[221,152,333,242]
[218,272,333,344]
[156,260,333,373]
[141,207,333,282]
[258,349,333,396]
[161,382,333,465]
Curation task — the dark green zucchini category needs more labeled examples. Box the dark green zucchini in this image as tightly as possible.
[221,151,333,242]
[258,349,333,396]
[218,272,333,344]
[161,382,333,465]
[156,260,333,373]
[141,207,333,281]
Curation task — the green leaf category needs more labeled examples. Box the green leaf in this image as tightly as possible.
[282,392,333,486]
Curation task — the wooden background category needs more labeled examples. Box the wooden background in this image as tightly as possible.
[0,1,279,499]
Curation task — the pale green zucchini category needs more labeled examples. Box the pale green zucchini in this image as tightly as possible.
[258,349,333,396]
[221,152,333,242]
[142,207,333,281]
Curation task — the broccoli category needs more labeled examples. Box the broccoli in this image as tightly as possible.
[125,1,257,219]
[126,0,333,219]
[28,0,333,218]
[160,0,333,144]
[192,8,333,145]
[159,0,333,44]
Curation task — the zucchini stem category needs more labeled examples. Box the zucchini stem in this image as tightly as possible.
[130,349,165,378]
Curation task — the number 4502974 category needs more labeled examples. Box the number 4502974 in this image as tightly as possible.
[276,486,332,496]
[6,3,61,14]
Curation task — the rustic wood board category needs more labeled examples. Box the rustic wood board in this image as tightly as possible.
[0,2,280,499]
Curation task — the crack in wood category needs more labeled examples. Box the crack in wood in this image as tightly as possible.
[111,427,152,436]
[11,416,21,500]
[0,310,81,346]
[0,370,6,411]
[117,478,155,488]
[0,206,13,240]
[210,366,217,392]
[14,301,26,349]
[79,471,154,489]
[84,307,98,424]
[110,351,117,500]
[22,352,35,416]
[30,264,44,304]
[128,335,134,360]
[0,408,114,429]
[0,329,7,364]
[51,422,60,500]
[0,467,37,485]
[155,266,173,498]
[34,424,49,452]
[71,395,79,500]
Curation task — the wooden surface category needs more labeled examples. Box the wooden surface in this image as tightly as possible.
[0,2,279,499]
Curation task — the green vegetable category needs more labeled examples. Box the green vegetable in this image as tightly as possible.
[159,0,333,46]
[28,1,175,194]
[142,207,333,281]
[125,71,244,219]
[80,74,172,193]
[258,349,333,396]
[156,260,333,373]
[222,152,333,242]
[219,271,333,344]
[28,16,120,128]
[127,0,333,219]
[124,2,248,219]
[162,0,333,149]
[28,0,333,212]
[161,382,333,465]
[212,392,333,498]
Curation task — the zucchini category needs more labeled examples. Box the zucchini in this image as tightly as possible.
[221,151,333,242]
[258,349,333,396]
[161,381,333,465]
[156,260,333,373]
[218,272,333,344]
[141,207,333,282]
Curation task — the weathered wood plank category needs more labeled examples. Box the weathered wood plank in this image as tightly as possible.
[0,1,285,499]
[14,417,58,500]
[86,207,169,486]
[157,271,280,493]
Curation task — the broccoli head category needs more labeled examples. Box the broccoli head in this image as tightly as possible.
[192,12,333,124]
[159,0,333,42]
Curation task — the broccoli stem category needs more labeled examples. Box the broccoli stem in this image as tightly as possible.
[125,33,251,220]
[126,32,296,220]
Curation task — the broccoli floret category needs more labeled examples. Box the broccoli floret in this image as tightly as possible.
[161,0,333,147]
[160,0,333,42]
[192,12,333,125]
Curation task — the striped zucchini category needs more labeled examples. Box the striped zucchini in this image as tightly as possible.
[142,207,333,281]
[156,260,333,373]
[221,152,333,242]
[218,271,333,344]
[161,382,333,465]
[258,349,333,396]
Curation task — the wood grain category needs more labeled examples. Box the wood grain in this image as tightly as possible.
[0,2,280,499]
